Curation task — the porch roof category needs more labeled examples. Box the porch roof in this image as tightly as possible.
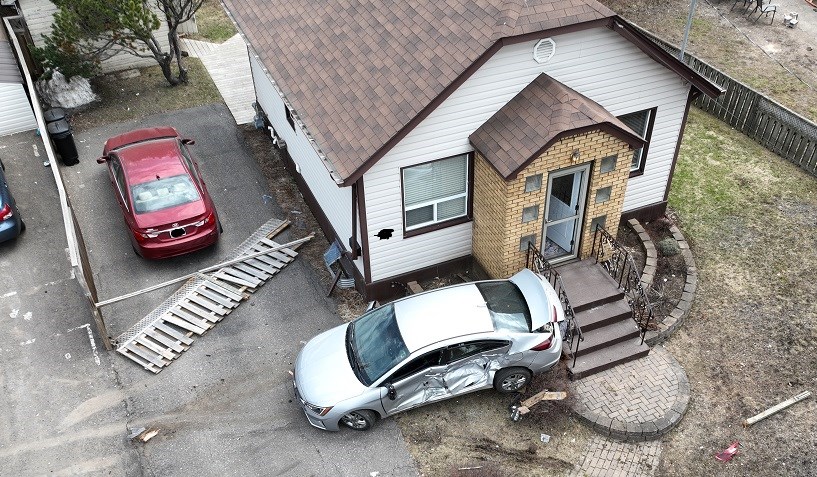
[468,73,645,179]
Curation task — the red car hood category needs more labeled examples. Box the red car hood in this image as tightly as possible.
[133,199,207,229]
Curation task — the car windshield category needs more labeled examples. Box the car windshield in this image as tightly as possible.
[475,281,532,333]
[347,304,409,386]
[131,174,200,214]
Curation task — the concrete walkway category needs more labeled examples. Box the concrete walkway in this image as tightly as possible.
[181,35,255,125]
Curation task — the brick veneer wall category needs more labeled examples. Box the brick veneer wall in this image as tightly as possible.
[472,130,632,278]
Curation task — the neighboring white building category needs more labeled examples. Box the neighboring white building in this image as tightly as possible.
[0,19,35,137]
[227,0,722,299]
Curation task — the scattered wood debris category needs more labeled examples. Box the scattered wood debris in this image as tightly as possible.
[743,390,811,428]
[509,389,567,422]
[128,427,160,443]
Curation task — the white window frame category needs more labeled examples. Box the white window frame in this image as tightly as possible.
[402,154,470,232]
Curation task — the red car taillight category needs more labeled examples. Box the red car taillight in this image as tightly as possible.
[132,229,149,243]
[551,305,559,323]
[0,204,13,221]
[530,337,553,351]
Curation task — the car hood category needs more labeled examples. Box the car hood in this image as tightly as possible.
[294,324,368,407]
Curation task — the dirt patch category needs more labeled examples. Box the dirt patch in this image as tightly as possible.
[601,0,817,119]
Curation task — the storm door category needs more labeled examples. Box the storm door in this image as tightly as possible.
[541,164,590,261]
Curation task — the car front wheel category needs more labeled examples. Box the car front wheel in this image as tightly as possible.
[494,367,532,393]
[338,410,377,431]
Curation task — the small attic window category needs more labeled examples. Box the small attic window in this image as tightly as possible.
[533,39,556,64]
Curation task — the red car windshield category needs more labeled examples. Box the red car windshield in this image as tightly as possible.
[131,174,200,214]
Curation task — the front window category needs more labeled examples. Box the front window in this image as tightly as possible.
[131,175,201,214]
[347,304,409,386]
[618,109,654,173]
[402,154,469,230]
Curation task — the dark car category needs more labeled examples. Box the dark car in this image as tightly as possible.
[0,159,25,243]
[97,127,221,259]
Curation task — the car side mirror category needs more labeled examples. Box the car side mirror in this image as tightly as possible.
[386,383,396,400]
[96,156,108,164]
[182,138,195,145]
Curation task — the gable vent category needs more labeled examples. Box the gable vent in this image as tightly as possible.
[533,38,556,64]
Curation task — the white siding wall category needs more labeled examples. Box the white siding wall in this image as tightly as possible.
[363,27,690,282]
[250,55,355,265]
[19,0,170,73]
[0,83,36,136]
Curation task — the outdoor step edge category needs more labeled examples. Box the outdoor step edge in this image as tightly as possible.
[573,320,642,356]
[568,340,650,380]
[573,299,632,332]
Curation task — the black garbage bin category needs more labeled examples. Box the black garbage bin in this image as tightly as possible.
[43,108,66,125]
[47,119,79,166]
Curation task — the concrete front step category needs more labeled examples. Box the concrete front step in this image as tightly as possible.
[557,259,624,311]
[574,298,632,332]
[574,319,641,356]
[568,338,650,380]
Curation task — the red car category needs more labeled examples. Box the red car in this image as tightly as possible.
[97,127,221,259]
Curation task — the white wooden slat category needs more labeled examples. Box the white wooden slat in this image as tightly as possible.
[125,342,170,368]
[248,245,291,266]
[245,252,287,270]
[185,294,229,316]
[243,258,281,275]
[175,302,219,324]
[118,348,161,373]
[218,268,263,287]
[213,270,258,288]
[145,329,188,353]
[154,322,195,345]
[258,239,298,258]
[199,279,244,301]
[232,262,271,280]
[136,335,178,360]
[195,287,239,309]
[163,315,207,335]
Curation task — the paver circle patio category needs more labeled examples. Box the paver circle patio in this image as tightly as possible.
[569,345,690,441]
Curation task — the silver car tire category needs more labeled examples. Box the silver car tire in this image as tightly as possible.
[339,410,377,431]
[494,367,532,393]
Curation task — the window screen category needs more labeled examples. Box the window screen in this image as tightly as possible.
[403,154,469,229]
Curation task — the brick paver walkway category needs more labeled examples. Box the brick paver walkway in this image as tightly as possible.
[570,345,690,441]
[571,435,662,477]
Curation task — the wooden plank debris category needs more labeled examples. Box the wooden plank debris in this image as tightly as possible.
[743,391,811,427]
[114,219,311,373]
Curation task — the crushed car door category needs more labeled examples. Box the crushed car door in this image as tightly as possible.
[440,340,512,395]
[380,349,447,415]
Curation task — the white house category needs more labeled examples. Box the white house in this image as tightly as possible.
[225,0,722,299]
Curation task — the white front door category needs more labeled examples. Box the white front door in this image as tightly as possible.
[541,164,590,261]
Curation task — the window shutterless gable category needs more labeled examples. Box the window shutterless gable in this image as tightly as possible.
[401,153,472,234]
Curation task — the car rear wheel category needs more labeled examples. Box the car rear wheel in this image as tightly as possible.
[19,220,25,232]
[339,410,377,431]
[494,367,532,393]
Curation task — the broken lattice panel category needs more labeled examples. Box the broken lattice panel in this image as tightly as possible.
[115,218,302,373]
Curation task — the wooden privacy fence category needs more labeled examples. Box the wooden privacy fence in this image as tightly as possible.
[637,26,817,177]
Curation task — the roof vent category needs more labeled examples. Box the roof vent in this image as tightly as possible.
[533,39,556,64]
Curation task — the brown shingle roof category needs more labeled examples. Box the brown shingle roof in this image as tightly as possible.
[222,0,615,183]
[469,74,644,179]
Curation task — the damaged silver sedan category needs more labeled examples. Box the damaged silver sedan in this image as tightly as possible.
[293,268,565,431]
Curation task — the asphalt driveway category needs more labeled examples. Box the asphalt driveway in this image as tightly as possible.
[1,105,417,476]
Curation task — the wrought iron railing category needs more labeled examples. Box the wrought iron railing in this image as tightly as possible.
[589,225,654,344]
[526,243,583,367]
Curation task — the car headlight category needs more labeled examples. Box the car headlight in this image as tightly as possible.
[304,402,333,416]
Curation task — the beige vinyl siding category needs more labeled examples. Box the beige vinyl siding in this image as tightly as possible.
[363,27,690,282]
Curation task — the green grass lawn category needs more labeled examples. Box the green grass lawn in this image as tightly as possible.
[187,0,237,43]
